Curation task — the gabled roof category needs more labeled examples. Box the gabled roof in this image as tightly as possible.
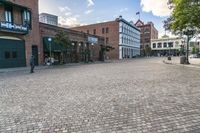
[135,19,144,26]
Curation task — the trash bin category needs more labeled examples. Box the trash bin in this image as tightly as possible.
[180,56,186,64]
[168,56,172,61]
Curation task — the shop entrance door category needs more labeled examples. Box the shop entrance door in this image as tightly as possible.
[32,45,39,66]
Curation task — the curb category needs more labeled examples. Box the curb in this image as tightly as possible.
[0,61,107,73]
[163,60,200,69]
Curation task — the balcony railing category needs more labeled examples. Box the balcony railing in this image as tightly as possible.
[0,21,29,35]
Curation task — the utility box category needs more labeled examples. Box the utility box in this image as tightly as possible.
[180,56,186,64]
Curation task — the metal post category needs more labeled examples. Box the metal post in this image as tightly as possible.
[49,42,52,58]
[185,36,190,64]
[48,37,52,65]
[91,43,94,62]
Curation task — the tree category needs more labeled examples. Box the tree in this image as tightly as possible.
[192,46,199,54]
[166,0,200,33]
[99,45,115,61]
[145,46,152,56]
[192,47,196,54]
[54,31,71,63]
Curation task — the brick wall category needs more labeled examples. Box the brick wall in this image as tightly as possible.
[0,0,42,66]
[136,22,158,51]
[39,23,104,62]
[71,21,120,60]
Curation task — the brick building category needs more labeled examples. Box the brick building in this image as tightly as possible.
[135,20,158,56]
[39,23,104,63]
[0,0,104,68]
[71,16,140,60]
[0,0,41,68]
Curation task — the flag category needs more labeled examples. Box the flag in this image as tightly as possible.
[136,12,140,15]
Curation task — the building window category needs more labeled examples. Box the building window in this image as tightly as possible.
[106,27,109,33]
[87,30,89,34]
[168,42,173,48]
[5,51,17,59]
[106,37,109,44]
[153,43,156,48]
[144,28,150,33]
[22,10,31,28]
[122,47,124,58]
[102,28,105,34]
[157,43,162,48]
[5,51,11,59]
[163,43,167,48]
[5,6,13,23]
[93,29,96,35]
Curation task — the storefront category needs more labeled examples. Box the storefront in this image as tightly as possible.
[40,23,105,64]
[43,37,66,64]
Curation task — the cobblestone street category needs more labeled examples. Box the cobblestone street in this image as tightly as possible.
[1,58,200,133]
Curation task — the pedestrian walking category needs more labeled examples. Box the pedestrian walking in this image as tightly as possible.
[30,55,35,73]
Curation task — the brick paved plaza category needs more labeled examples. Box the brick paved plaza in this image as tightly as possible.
[1,58,200,133]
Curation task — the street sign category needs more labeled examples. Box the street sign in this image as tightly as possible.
[88,36,98,44]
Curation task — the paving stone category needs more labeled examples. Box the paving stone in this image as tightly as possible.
[0,58,200,132]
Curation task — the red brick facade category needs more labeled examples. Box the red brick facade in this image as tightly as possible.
[0,0,42,66]
[71,21,120,60]
[39,23,104,62]
[135,20,158,55]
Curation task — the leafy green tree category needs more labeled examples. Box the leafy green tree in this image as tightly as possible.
[166,0,200,32]
[192,47,196,54]
[54,31,71,49]
[99,45,115,61]
[145,46,152,56]
[54,31,71,63]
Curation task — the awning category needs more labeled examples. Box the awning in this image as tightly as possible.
[43,37,67,52]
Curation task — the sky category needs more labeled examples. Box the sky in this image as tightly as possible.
[39,0,172,37]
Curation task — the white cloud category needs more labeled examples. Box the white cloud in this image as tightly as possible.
[140,0,171,17]
[87,0,94,7]
[120,8,128,13]
[65,12,72,16]
[58,16,81,27]
[85,9,93,14]
[58,6,71,12]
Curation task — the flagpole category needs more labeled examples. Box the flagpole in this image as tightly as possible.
[136,12,140,20]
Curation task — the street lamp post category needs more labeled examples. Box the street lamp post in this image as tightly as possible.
[91,43,94,62]
[183,26,195,64]
[48,37,52,65]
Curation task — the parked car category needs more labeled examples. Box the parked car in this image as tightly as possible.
[189,54,198,58]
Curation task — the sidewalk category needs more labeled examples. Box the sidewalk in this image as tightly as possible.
[163,57,200,69]
[0,61,113,73]
[0,65,50,73]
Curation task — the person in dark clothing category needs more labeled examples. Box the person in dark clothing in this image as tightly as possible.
[30,55,35,73]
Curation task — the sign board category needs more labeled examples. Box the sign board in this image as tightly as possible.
[0,21,28,34]
[88,36,98,44]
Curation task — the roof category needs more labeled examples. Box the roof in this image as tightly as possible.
[71,16,140,32]
[151,37,182,42]
[135,19,144,26]
[39,13,58,18]
[39,22,104,40]
[116,17,140,32]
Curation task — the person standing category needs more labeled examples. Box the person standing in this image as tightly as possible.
[30,55,35,73]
